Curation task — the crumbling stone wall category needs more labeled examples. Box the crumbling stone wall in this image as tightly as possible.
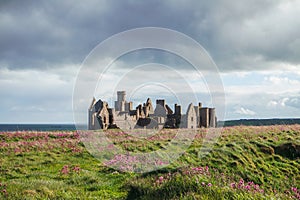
[88,91,217,130]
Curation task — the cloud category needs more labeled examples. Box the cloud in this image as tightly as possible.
[0,66,76,123]
[264,76,300,85]
[234,107,256,116]
[267,100,278,107]
[285,96,300,109]
[1,0,300,123]
[0,0,299,72]
[267,98,294,107]
[222,70,300,119]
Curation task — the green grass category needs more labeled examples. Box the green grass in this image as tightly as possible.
[0,125,300,199]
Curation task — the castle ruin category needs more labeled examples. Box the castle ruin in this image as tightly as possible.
[88,91,217,130]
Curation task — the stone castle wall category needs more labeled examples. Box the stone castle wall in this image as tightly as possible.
[88,91,217,130]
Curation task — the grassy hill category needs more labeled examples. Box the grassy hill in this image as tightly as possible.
[0,125,299,199]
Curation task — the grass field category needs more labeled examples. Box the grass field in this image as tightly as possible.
[0,125,299,199]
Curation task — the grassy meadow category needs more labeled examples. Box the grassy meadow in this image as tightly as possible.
[0,125,300,199]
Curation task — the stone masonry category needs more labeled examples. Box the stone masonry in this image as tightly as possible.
[88,91,217,130]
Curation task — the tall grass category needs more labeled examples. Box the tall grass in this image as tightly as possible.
[0,125,299,199]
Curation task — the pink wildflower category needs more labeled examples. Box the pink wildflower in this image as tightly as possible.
[291,187,298,193]
[61,165,69,175]
[245,185,251,191]
[239,178,244,185]
[238,178,244,189]
[73,166,80,173]
[155,176,164,185]
[159,176,164,182]
[230,182,236,189]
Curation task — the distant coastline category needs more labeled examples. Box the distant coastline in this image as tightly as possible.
[1,119,300,131]
[219,118,300,127]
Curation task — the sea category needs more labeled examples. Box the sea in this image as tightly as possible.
[0,124,87,131]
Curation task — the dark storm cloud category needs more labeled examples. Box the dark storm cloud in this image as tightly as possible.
[0,0,299,71]
[1,1,88,68]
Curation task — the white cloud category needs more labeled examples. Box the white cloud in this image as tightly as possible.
[279,98,289,107]
[0,66,76,123]
[234,107,256,116]
[267,98,294,108]
[267,100,278,107]
[222,69,300,119]
[264,76,300,85]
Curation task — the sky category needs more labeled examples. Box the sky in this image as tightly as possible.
[0,0,300,124]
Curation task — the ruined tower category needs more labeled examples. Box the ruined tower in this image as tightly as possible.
[88,91,217,130]
[200,107,209,128]
[115,91,126,112]
[209,108,216,127]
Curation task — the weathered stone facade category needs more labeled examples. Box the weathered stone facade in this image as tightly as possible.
[88,91,217,130]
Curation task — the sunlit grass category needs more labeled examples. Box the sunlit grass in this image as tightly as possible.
[0,125,299,199]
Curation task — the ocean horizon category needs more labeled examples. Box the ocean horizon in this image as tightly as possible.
[0,124,87,131]
[1,118,299,132]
